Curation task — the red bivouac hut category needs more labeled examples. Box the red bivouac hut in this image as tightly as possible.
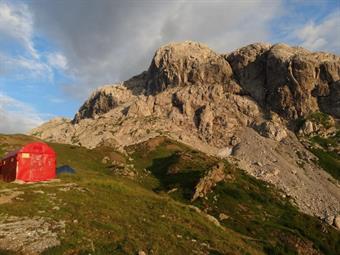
[0,142,56,182]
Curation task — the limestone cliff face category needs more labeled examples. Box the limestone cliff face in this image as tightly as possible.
[30,41,340,222]
[146,41,233,94]
[226,42,271,103]
[72,41,339,124]
[319,80,340,117]
[227,43,340,119]
[73,85,134,123]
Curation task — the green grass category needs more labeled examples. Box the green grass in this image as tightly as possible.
[310,134,339,148]
[309,135,340,181]
[203,173,340,254]
[129,137,340,255]
[310,148,340,180]
[307,112,333,129]
[295,112,333,132]
[0,135,260,255]
[1,134,339,255]
[128,138,219,201]
[296,110,340,181]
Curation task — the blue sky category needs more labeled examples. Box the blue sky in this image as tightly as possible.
[0,0,339,133]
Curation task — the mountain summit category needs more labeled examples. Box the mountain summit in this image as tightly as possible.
[30,41,340,223]
[72,41,339,122]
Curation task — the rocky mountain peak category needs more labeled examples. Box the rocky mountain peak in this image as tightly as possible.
[72,41,339,124]
[145,41,233,94]
[228,42,340,120]
[72,85,134,123]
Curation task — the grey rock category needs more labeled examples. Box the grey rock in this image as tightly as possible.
[146,41,232,94]
[334,215,340,230]
[192,162,225,201]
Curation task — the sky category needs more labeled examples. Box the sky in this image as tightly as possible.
[0,0,339,134]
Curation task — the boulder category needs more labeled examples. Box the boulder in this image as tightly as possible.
[254,120,287,141]
[192,162,225,201]
[299,120,315,136]
[219,213,230,221]
[217,147,233,158]
[299,114,336,138]
[101,156,110,164]
[334,215,340,230]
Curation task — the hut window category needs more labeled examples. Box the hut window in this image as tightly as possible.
[22,153,30,159]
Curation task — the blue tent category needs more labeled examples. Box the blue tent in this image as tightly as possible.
[57,165,76,175]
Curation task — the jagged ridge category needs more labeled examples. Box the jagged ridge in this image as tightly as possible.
[73,41,339,123]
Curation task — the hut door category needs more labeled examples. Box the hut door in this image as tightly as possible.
[30,154,44,180]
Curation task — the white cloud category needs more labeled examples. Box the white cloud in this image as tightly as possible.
[0,1,36,57]
[0,92,44,134]
[294,10,340,53]
[47,52,68,70]
[30,0,284,99]
[0,1,64,80]
[0,0,57,80]
[0,2,68,134]
[0,52,53,80]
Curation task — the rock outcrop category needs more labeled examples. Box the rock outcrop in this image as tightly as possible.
[319,80,340,118]
[68,41,340,125]
[192,162,225,201]
[146,41,232,94]
[254,119,287,142]
[227,43,340,119]
[73,85,134,123]
[226,42,271,103]
[334,215,340,230]
[298,112,336,138]
[30,41,340,223]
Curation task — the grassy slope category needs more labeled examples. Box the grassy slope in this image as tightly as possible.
[309,133,340,181]
[129,138,340,255]
[297,112,340,181]
[1,135,339,254]
[0,135,260,255]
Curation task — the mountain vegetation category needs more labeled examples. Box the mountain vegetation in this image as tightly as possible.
[0,134,339,254]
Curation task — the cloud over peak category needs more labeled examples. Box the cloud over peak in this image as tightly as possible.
[295,10,340,53]
[30,0,284,99]
[0,92,44,134]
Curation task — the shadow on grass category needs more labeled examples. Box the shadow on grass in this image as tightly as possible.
[147,153,203,200]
